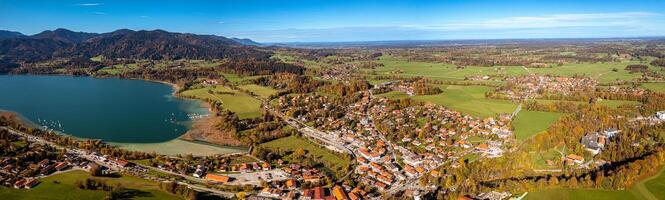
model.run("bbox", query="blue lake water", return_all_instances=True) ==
[0,75,208,143]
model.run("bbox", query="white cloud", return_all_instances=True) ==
[218,21,225,24]
[74,3,102,6]
[226,12,665,42]
[414,12,660,30]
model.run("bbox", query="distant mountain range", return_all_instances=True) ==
[0,28,267,64]
[230,37,264,46]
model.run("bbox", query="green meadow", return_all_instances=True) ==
[513,111,564,140]
[369,56,645,84]
[375,91,411,100]
[528,61,643,83]
[0,170,180,200]
[371,55,525,81]
[180,85,262,119]
[221,73,264,84]
[526,166,665,200]
[238,84,280,99]
[640,82,665,93]
[535,99,641,109]
[260,135,350,175]
[413,85,517,118]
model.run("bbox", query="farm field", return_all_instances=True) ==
[643,166,665,200]
[260,135,350,174]
[535,99,641,108]
[513,111,564,140]
[375,91,410,100]
[370,56,645,84]
[526,166,665,200]
[221,73,264,84]
[180,85,262,119]
[97,63,139,75]
[640,82,665,93]
[238,84,280,99]
[370,56,525,81]
[413,85,517,118]
[0,170,180,200]
[528,61,643,83]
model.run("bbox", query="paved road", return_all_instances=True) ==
[1,127,238,198]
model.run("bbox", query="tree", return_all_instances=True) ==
[90,165,103,177]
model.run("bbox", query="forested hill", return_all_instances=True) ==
[0,28,270,63]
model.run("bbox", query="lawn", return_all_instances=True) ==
[376,91,410,100]
[527,166,665,200]
[640,82,665,93]
[413,85,517,118]
[643,166,665,200]
[260,135,350,175]
[180,86,262,119]
[529,147,564,170]
[0,170,180,200]
[238,84,280,99]
[513,111,564,140]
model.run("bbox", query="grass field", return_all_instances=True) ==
[640,82,665,93]
[180,86,262,119]
[260,136,350,174]
[528,61,643,83]
[525,188,641,200]
[535,99,641,109]
[513,111,564,140]
[0,170,180,200]
[413,85,517,118]
[97,63,139,75]
[526,166,665,200]
[371,56,527,81]
[112,138,247,156]
[221,73,264,84]
[370,56,643,84]
[376,91,410,100]
[643,166,665,200]
[529,149,563,170]
[238,84,280,99]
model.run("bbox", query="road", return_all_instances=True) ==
[1,127,238,198]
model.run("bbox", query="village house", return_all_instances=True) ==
[205,173,231,183]
[564,154,585,165]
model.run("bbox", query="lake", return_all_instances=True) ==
[0,75,208,143]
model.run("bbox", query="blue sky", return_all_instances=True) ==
[1,0,665,42]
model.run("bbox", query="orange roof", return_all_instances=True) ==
[333,186,349,200]
[286,179,297,188]
[430,170,440,177]
[205,174,230,183]
[566,154,584,161]
[476,143,489,150]
[415,167,426,173]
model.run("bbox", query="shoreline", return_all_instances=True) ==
[0,74,244,155]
